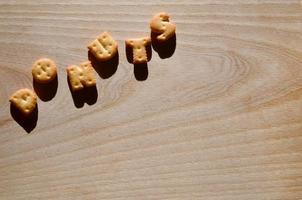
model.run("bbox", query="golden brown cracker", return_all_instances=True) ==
[32,58,57,83]
[9,88,37,115]
[88,32,118,62]
[66,61,96,92]
[150,12,176,42]
[125,37,151,64]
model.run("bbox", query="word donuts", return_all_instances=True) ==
[9,12,176,126]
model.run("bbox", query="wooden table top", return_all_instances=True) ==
[1,1,302,199]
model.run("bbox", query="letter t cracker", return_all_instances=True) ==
[66,61,96,92]
[125,37,151,64]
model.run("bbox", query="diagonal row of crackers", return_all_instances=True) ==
[10,12,176,116]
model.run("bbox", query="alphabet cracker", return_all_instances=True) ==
[88,32,118,62]
[32,58,57,84]
[66,61,96,92]
[125,37,151,64]
[150,12,176,42]
[9,88,37,115]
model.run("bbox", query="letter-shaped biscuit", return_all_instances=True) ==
[125,37,151,64]
[150,12,176,42]
[66,61,96,92]
[88,32,118,62]
[9,88,37,115]
[32,58,57,83]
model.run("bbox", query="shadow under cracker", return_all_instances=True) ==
[67,76,98,108]
[134,63,148,81]
[10,104,38,133]
[88,50,119,79]
[33,75,58,102]
[125,43,152,81]
[151,32,176,59]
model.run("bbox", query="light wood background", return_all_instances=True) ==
[1,0,302,199]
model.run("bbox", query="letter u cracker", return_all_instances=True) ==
[88,32,118,62]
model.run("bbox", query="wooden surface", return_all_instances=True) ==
[1,0,302,199]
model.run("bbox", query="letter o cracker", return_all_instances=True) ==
[125,37,151,64]
[88,32,118,62]
[150,12,176,42]
[9,88,37,115]
[32,58,57,83]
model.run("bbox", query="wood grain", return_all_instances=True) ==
[1,0,302,199]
